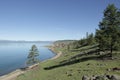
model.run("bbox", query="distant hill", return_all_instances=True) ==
[0,40,53,43]
[54,40,76,44]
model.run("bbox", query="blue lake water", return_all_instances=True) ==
[0,42,55,76]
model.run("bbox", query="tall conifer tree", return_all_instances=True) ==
[96,4,120,57]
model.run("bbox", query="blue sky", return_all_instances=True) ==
[0,0,120,41]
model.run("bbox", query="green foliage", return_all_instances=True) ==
[67,44,70,51]
[69,33,96,49]
[86,33,96,45]
[95,4,120,55]
[26,45,39,65]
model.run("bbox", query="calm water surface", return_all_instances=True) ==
[0,42,55,76]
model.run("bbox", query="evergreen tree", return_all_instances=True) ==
[95,4,120,57]
[67,44,70,50]
[27,45,39,65]
[87,33,95,45]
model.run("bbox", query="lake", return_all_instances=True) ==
[0,42,55,76]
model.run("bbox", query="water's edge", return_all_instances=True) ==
[0,46,56,77]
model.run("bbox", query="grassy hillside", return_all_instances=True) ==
[16,43,120,80]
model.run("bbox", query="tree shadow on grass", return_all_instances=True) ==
[67,48,99,62]
[44,54,109,70]
[71,45,98,52]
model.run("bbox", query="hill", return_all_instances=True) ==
[16,41,120,80]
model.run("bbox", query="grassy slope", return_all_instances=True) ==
[16,45,120,80]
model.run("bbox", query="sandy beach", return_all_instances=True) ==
[50,51,62,60]
[0,70,24,80]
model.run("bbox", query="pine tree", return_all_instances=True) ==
[95,4,120,57]
[27,45,39,65]
[87,33,95,45]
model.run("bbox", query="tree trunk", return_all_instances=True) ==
[110,43,113,57]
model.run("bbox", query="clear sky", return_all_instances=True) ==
[0,0,120,41]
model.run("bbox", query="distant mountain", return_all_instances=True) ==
[0,40,53,43]
[54,40,76,44]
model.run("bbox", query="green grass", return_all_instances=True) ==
[16,45,120,80]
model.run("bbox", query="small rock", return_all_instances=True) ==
[106,74,111,79]
[95,75,105,80]
[111,57,115,60]
[90,76,96,80]
[110,75,120,80]
[82,75,89,80]
[107,68,111,71]
[112,67,120,71]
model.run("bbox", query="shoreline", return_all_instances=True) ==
[48,47,62,60]
[0,69,24,80]
[0,47,62,80]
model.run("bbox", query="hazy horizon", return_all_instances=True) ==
[0,39,75,41]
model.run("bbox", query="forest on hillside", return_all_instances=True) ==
[54,4,120,58]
